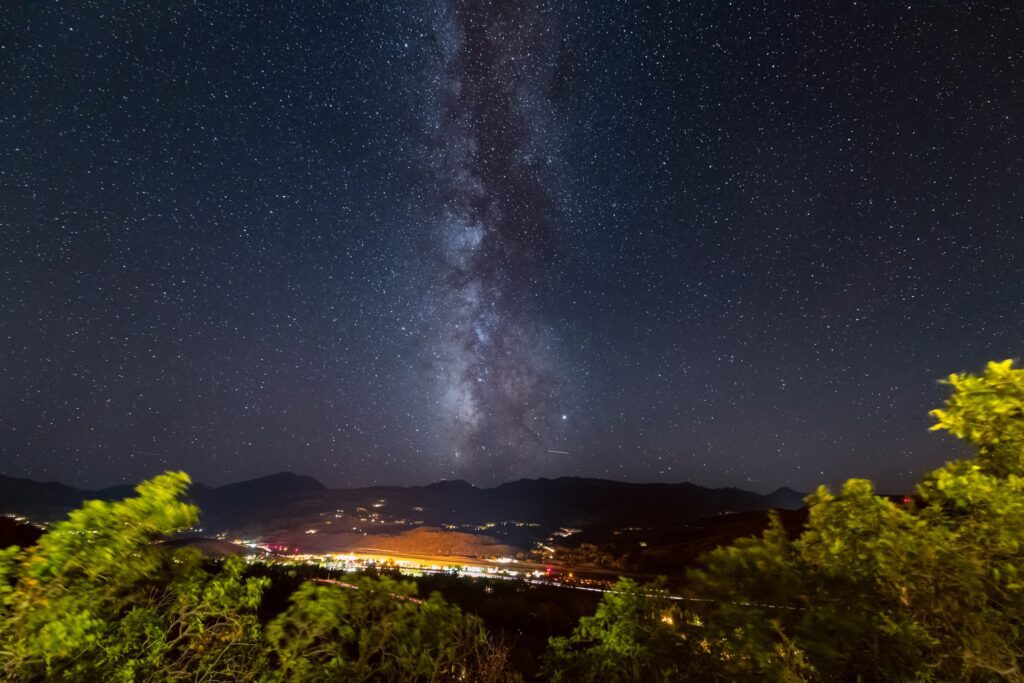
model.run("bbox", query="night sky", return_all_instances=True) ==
[2,2,1022,492]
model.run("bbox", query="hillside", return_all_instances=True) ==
[0,472,805,562]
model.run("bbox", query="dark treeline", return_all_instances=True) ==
[1,360,1022,681]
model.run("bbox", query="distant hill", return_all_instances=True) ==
[0,474,135,520]
[0,471,326,523]
[0,472,806,556]
[187,472,327,531]
[275,526,521,558]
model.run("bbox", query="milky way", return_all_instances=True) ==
[420,1,565,479]
[2,2,1022,491]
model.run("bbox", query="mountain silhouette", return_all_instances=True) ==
[0,471,804,538]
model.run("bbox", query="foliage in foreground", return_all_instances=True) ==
[2,359,1021,682]
[0,473,515,682]
[543,359,1024,682]
[542,577,703,682]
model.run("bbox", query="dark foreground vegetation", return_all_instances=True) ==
[1,360,1022,681]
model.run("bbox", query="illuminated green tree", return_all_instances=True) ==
[542,360,1024,682]
[542,577,703,682]
[0,471,516,682]
[929,358,1024,478]
[688,359,1024,681]
[265,576,513,682]
[0,472,268,681]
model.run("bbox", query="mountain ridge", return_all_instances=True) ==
[0,470,806,536]
[0,470,806,499]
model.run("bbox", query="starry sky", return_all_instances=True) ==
[2,1,1022,492]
